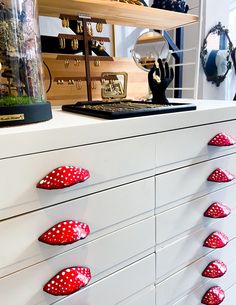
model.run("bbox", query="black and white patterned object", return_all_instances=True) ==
[151,0,189,13]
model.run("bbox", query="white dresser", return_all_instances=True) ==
[1,100,236,305]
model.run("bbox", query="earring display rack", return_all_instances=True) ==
[58,14,114,101]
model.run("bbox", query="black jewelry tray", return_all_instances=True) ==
[62,100,196,119]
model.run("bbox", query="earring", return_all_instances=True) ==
[71,39,79,50]
[68,80,75,85]
[77,20,83,33]
[87,22,93,36]
[98,40,105,52]
[62,18,66,28]
[74,59,80,66]
[92,81,97,90]
[76,20,80,34]
[66,18,70,28]
[59,37,66,49]
[57,80,64,85]
[96,22,103,33]
[94,60,100,67]
[76,79,82,90]
[64,59,70,68]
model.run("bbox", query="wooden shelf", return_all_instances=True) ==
[38,0,199,30]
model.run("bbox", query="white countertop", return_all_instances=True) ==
[1,99,236,159]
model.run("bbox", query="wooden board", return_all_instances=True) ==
[38,0,199,30]
[43,54,149,105]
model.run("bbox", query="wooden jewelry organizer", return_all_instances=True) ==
[55,14,114,102]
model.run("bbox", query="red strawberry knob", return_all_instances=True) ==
[202,260,227,278]
[204,202,231,218]
[201,286,225,305]
[37,166,90,190]
[203,232,229,249]
[208,132,236,146]
[38,220,90,245]
[43,267,91,296]
[207,168,235,183]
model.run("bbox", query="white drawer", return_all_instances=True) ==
[119,286,155,305]
[156,120,236,171]
[156,210,236,281]
[0,178,155,278]
[0,135,155,220]
[156,152,236,209]
[0,217,155,305]
[172,277,236,305]
[50,255,155,305]
[156,184,236,244]
[156,237,236,304]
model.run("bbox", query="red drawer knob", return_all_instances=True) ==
[201,286,225,305]
[37,166,90,190]
[204,202,231,218]
[44,266,91,296]
[203,232,229,249]
[208,132,236,146]
[38,220,90,245]
[202,260,227,278]
[207,168,235,183]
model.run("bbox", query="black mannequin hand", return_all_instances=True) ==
[148,58,174,104]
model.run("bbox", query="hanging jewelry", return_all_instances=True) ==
[62,18,66,28]
[92,81,97,90]
[94,60,100,67]
[76,20,80,33]
[64,59,70,68]
[71,39,79,50]
[68,80,75,85]
[98,40,105,52]
[76,79,82,90]
[96,22,103,33]
[87,22,93,36]
[76,20,82,33]
[74,59,81,66]
[91,39,97,48]
[57,80,64,85]
[77,20,83,33]
[59,37,66,49]
[66,18,70,28]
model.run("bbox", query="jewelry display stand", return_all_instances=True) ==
[56,14,114,102]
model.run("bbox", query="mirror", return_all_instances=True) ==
[132,31,170,72]
[200,22,234,87]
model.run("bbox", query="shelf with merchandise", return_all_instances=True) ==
[38,0,199,30]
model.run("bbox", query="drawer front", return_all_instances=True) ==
[156,237,236,304]
[120,287,155,305]
[156,211,236,281]
[156,120,236,171]
[52,255,155,305]
[156,184,236,244]
[172,279,236,305]
[0,178,155,278]
[156,152,236,209]
[0,217,155,305]
[0,134,155,220]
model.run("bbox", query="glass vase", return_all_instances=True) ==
[0,0,52,126]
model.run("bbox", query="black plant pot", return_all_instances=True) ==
[0,102,52,127]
